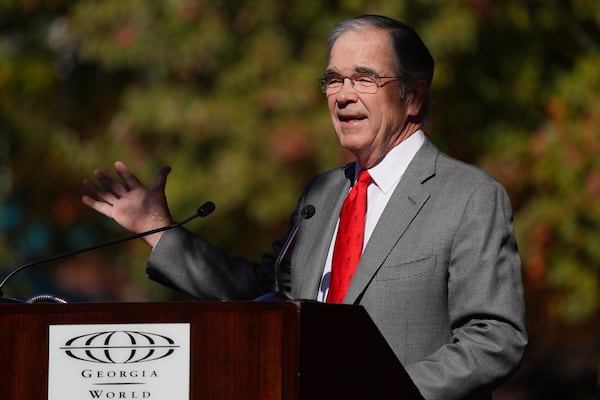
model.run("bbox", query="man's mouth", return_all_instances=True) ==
[338,114,367,123]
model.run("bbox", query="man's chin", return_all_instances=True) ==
[337,132,367,149]
[339,141,369,162]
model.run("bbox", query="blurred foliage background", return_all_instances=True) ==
[0,0,599,398]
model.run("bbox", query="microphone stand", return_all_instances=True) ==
[0,201,216,303]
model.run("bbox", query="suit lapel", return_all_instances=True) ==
[293,164,355,299]
[345,138,438,304]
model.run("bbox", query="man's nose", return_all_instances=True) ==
[336,77,358,103]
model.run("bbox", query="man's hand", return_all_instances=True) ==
[82,161,173,248]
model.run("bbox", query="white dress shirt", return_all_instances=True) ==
[317,129,426,301]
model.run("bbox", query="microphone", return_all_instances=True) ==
[255,204,315,301]
[0,201,216,303]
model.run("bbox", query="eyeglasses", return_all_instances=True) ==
[319,72,403,95]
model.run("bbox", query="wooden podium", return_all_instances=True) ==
[0,301,422,399]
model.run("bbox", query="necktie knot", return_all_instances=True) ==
[356,169,372,185]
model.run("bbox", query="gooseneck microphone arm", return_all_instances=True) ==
[273,204,316,293]
[0,201,216,300]
[255,204,315,301]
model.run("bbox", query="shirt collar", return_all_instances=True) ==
[357,129,426,194]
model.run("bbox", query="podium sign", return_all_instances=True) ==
[48,323,190,399]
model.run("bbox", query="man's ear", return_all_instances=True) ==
[405,80,428,118]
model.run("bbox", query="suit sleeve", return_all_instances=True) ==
[145,227,271,299]
[145,206,303,300]
[405,181,528,400]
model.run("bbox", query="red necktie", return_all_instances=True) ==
[327,170,372,303]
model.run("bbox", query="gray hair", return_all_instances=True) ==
[326,15,434,118]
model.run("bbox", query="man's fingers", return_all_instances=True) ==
[81,194,114,218]
[114,161,143,190]
[94,168,128,197]
[151,166,172,192]
[82,177,118,205]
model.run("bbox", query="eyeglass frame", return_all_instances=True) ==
[318,71,405,95]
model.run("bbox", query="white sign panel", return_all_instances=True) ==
[48,323,190,400]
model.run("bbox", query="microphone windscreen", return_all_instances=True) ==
[302,205,316,219]
[198,201,216,217]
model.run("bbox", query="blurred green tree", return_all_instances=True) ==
[1,2,599,396]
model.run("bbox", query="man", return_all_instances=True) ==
[83,15,527,400]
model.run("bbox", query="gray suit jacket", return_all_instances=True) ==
[147,136,527,400]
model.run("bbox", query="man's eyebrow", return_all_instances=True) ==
[354,66,379,75]
[324,66,379,75]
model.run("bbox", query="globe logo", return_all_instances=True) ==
[61,330,179,364]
